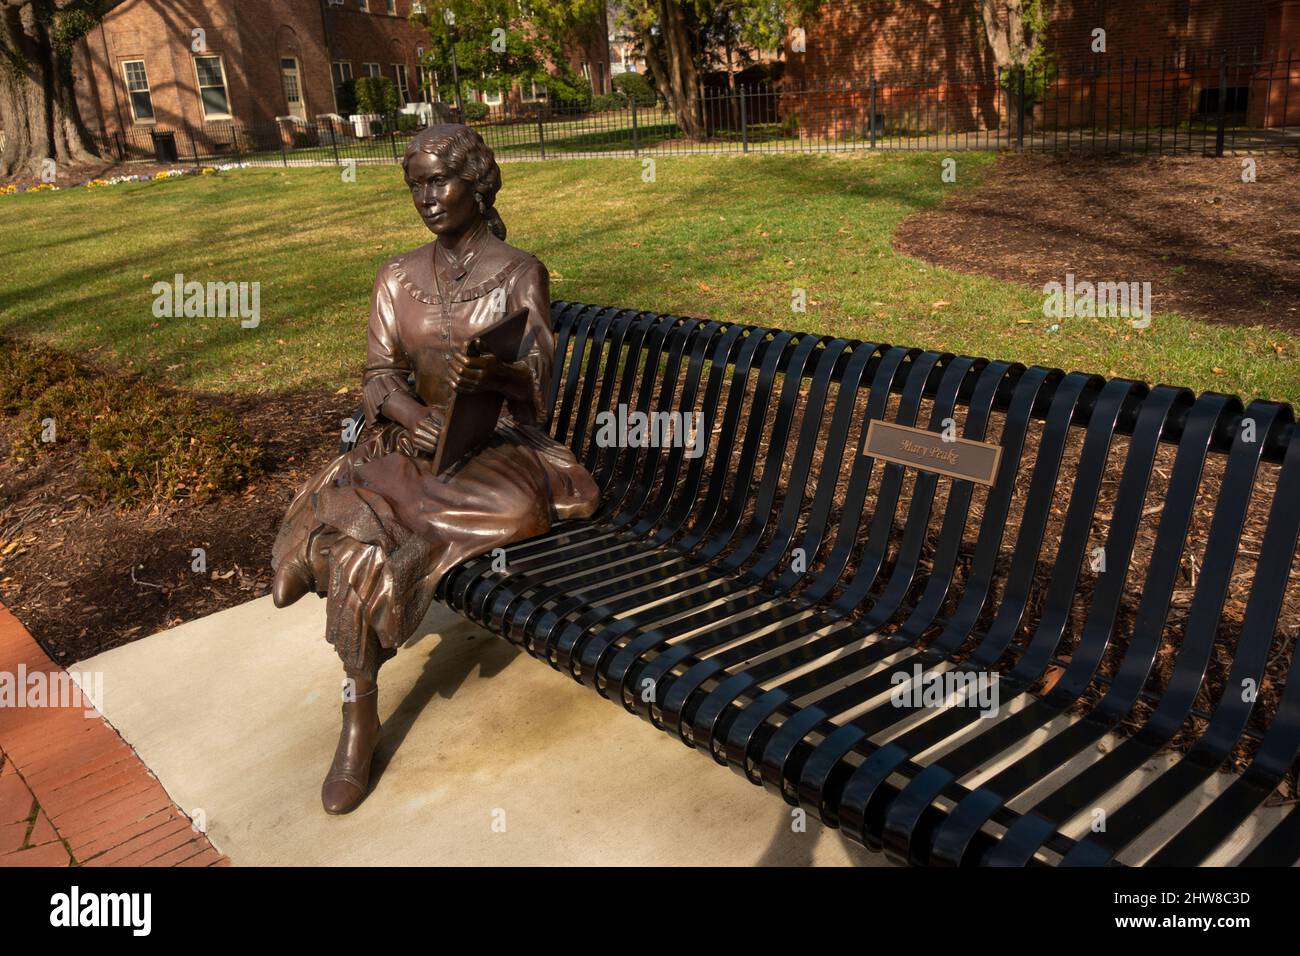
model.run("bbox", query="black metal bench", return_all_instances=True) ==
[346,302,1300,866]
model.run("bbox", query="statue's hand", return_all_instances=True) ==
[409,412,442,455]
[447,350,501,395]
[448,350,528,398]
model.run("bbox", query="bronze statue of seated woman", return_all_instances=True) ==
[270,124,601,814]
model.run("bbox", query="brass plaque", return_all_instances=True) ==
[864,420,1002,487]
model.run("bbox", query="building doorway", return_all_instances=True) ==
[281,57,307,120]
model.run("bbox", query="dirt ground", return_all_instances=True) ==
[894,153,1300,332]
[0,387,355,665]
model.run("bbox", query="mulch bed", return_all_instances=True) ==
[0,387,355,665]
[894,153,1300,333]
[2,159,210,191]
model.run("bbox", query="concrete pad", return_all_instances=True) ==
[81,596,887,866]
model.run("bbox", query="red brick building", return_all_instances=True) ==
[784,0,1300,135]
[71,0,612,141]
[74,0,430,140]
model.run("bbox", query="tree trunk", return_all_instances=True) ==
[979,0,1029,141]
[725,39,738,131]
[1,1,106,179]
[640,0,702,139]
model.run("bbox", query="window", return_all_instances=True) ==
[521,81,546,103]
[332,61,353,113]
[363,62,381,78]
[358,0,369,10]
[386,0,396,12]
[193,54,231,119]
[393,64,410,103]
[482,88,502,106]
[122,60,155,122]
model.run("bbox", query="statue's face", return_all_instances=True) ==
[405,151,478,236]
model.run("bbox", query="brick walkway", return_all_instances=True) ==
[0,604,229,867]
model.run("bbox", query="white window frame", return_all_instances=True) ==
[393,63,410,103]
[331,60,353,112]
[482,87,503,106]
[363,62,382,78]
[193,53,232,120]
[121,59,155,123]
[385,0,396,13]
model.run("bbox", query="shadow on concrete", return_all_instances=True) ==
[369,619,521,788]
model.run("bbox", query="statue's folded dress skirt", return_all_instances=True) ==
[271,417,599,679]
[270,237,600,679]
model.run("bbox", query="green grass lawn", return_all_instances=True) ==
[2,151,1296,404]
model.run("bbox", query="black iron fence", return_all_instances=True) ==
[93,50,1299,170]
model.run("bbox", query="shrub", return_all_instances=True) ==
[0,338,264,508]
[396,113,422,133]
[81,388,263,508]
[591,93,625,112]
[461,100,489,122]
[0,339,82,415]
[355,75,398,116]
[613,71,657,107]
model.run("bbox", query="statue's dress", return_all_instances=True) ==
[271,225,600,678]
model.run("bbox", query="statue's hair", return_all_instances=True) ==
[402,124,506,240]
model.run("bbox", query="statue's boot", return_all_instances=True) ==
[271,557,313,608]
[321,686,381,814]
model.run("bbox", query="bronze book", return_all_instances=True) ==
[429,306,531,476]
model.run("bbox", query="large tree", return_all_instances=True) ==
[412,0,605,110]
[1,0,126,177]
[619,0,818,140]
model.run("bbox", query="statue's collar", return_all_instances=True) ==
[390,234,527,305]
[433,221,488,282]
